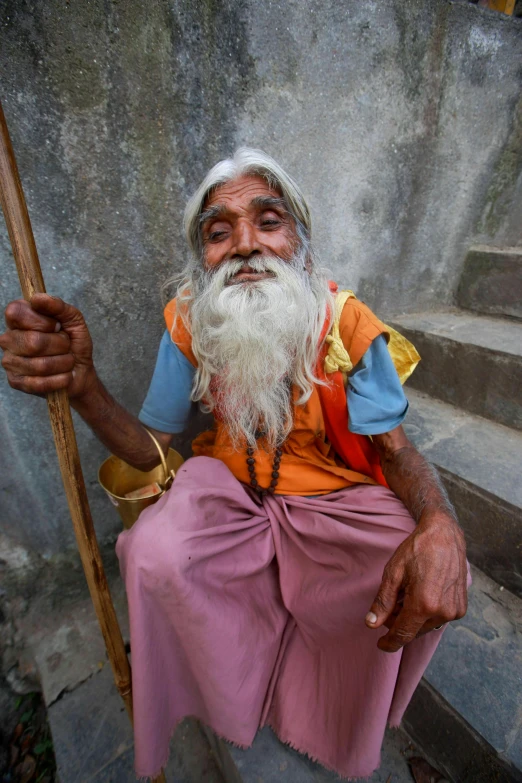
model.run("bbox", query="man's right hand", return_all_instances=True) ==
[0,293,96,400]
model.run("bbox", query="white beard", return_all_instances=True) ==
[186,253,333,450]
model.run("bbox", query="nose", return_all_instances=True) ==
[230,218,262,259]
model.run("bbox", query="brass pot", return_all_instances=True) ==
[98,429,184,529]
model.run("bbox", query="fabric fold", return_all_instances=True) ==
[116,456,445,779]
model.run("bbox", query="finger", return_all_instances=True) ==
[415,618,448,637]
[5,299,61,333]
[2,329,71,358]
[7,371,73,396]
[2,351,75,377]
[377,605,426,653]
[30,294,85,332]
[383,602,403,630]
[366,564,403,629]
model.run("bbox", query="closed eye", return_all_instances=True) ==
[260,212,284,229]
[208,230,228,241]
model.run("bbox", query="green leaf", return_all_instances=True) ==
[20,710,33,723]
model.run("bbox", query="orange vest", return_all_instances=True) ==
[163,288,399,495]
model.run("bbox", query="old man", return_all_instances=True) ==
[1,148,468,780]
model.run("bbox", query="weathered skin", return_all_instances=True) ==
[0,174,467,652]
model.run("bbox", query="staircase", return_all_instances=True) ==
[391,244,522,783]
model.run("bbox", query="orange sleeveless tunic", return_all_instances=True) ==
[164,295,389,495]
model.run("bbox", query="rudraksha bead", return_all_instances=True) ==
[245,441,284,497]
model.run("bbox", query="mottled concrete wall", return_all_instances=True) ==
[0,0,521,567]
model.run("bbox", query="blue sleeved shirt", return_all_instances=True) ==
[138,331,408,436]
[139,331,199,433]
[346,333,409,434]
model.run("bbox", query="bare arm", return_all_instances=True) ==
[365,425,468,652]
[374,426,457,522]
[1,294,172,471]
[71,375,172,471]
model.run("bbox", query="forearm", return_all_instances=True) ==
[375,432,457,526]
[71,371,162,471]
[367,435,468,649]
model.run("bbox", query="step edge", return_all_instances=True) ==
[468,244,522,256]
[405,389,522,509]
[403,678,522,783]
[420,563,522,767]
[436,466,522,598]
[405,386,522,443]
[389,316,522,358]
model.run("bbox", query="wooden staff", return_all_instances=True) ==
[0,100,166,783]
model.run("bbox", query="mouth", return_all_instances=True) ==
[226,266,276,285]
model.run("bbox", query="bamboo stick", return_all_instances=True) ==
[0,100,166,783]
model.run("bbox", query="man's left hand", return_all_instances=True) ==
[365,512,468,653]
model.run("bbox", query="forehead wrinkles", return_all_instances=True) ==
[204,175,282,209]
[200,196,289,227]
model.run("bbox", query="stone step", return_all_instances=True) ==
[457,245,522,320]
[227,725,423,782]
[403,389,522,598]
[48,663,233,783]
[403,565,522,783]
[390,310,522,430]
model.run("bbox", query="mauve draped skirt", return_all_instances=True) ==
[116,456,445,779]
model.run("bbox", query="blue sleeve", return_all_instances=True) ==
[347,334,409,435]
[138,330,197,433]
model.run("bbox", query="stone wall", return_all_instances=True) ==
[0,0,521,566]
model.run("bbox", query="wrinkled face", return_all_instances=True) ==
[200,174,299,285]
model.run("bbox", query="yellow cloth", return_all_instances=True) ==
[324,290,420,385]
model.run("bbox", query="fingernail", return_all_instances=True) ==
[54,322,62,332]
[366,612,377,625]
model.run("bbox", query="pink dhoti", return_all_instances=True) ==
[116,456,444,779]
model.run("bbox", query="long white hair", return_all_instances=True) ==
[166,148,333,449]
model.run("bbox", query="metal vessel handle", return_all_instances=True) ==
[143,427,171,487]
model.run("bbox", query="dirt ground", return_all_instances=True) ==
[0,678,56,783]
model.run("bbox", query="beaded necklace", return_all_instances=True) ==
[245,430,283,497]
